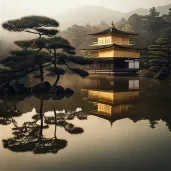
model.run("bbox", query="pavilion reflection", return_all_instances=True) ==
[82,77,140,126]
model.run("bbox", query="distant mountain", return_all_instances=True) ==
[156,3,171,15]
[57,4,171,30]
[126,3,171,16]
[56,5,125,30]
[126,8,149,16]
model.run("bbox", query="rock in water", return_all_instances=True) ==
[65,88,74,97]
[153,69,169,80]
[14,83,29,94]
[3,85,16,95]
[50,86,65,94]
[32,81,51,93]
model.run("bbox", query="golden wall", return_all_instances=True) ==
[99,49,114,58]
[88,90,139,104]
[98,103,129,115]
[114,49,140,58]
[97,35,134,46]
[98,48,140,58]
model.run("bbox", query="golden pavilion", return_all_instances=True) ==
[82,22,141,75]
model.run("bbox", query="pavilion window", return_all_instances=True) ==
[135,61,139,69]
[128,60,135,69]
[129,80,139,90]
[106,37,111,44]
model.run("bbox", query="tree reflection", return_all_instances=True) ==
[3,77,171,155]
[2,90,87,154]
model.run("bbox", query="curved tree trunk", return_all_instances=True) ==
[39,99,44,139]
[39,64,44,82]
[53,74,60,87]
[52,105,57,139]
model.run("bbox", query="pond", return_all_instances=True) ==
[1,75,171,171]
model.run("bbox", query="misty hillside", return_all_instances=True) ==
[57,4,171,29]
[57,5,124,30]
[1,3,171,48]
[127,3,171,16]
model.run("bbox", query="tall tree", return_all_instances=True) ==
[1,16,92,88]
[149,7,160,18]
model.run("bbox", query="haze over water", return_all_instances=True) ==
[1,75,171,171]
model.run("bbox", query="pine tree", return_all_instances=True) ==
[0,16,92,88]
[147,9,171,79]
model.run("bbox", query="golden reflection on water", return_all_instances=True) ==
[1,75,171,171]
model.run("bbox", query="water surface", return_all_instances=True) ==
[1,75,171,171]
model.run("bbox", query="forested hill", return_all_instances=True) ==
[1,3,171,58]
[60,7,171,56]
[56,4,171,29]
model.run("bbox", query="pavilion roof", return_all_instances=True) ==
[81,43,141,51]
[88,23,138,36]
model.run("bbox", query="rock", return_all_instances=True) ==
[14,83,30,94]
[34,94,51,100]
[50,86,65,94]
[64,123,84,134]
[76,112,87,120]
[50,86,65,100]
[153,69,169,80]
[3,85,16,95]
[32,81,51,93]
[44,116,55,124]
[137,69,156,78]
[64,88,74,98]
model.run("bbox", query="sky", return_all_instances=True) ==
[1,0,171,22]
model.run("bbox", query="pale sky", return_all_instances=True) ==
[1,0,171,22]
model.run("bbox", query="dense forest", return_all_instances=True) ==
[60,7,170,55]
[1,7,171,80]
[60,7,171,79]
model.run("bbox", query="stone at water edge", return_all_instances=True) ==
[64,88,74,98]
[50,86,65,94]
[3,85,16,95]
[13,83,30,94]
[31,81,51,93]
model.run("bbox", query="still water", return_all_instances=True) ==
[1,75,171,171]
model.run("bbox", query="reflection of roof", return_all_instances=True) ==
[90,109,136,124]
[86,90,140,106]
[88,27,138,36]
[81,43,141,51]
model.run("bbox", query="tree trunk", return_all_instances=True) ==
[52,105,57,139]
[54,49,57,67]
[53,74,60,87]
[39,64,44,82]
[39,99,44,139]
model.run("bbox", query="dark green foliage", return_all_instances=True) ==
[14,40,33,49]
[149,7,160,17]
[66,56,93,65]
[46,67,65,77]
[141,8,171,79]
[32,81,51,93]
[65,88,74,98]
[35,28,58,37]
[1,15,89,87]
[2,16,59,32]
[70,68,89,78]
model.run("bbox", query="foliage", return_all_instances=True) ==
[0,15,92,88]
